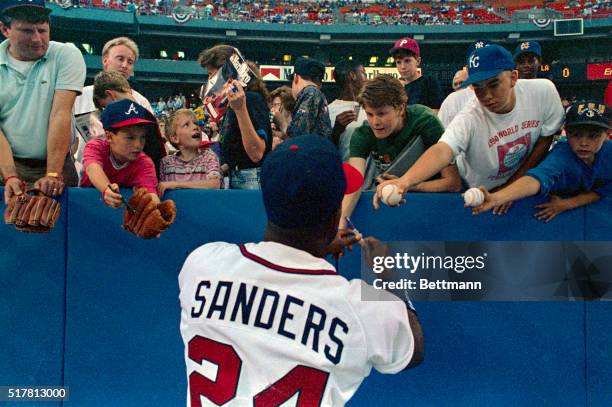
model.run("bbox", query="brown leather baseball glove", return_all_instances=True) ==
[4,189,61,233]
[122,188,176,239]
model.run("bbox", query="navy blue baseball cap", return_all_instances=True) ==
[101,99,156,131]
[0,0,51,15]
[291,58,326,83]
[565,101,611,130]
[513,41,542,60]
[461,44,515,88]
[261,135,363,229]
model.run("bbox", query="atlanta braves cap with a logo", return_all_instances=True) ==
[461,44,515,88]
[0,0,52,15]
[101,99,156,131]
[513,41,542,60]
[261,135,364,229]
[565,101,611,130]
[389,37,420,57]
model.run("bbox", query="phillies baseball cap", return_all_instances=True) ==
[461,44,515,88]
[513,41,542,60]
[101,99,156,131]
[389,37,420,57]
[0,0,52,15]
[565,101,611,130]
[261,135,364,229]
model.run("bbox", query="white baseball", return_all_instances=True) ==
[463,188,484,207]
[381,184,402,206]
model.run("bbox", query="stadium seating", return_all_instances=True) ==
[72,0,612,24]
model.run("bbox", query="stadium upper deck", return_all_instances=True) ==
[67,0,612,25]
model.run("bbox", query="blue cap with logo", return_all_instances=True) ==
[261,135,363,229]
[461,44,515,88]
[565,100,611,130]
[513,41,542,59]
[0,0,51,15]
[101,99,156,131]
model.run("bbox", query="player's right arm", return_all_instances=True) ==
[374,141,454,209]
[339,157,366,229]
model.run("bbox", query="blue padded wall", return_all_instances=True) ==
[586,302,612,407]
[585,199,612,241]
[351,302,585,407]
[0,192,67,407]
[1,187,610,406]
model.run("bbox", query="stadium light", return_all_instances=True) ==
[160,50,168,58]
[385,56,394,67]
[508,33,520,39]
[82,43,93,54]
[368,56,378,66]
[283,54,293,64]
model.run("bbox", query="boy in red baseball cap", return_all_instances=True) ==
[389,37,443,111]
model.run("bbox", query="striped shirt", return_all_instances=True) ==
[159,149,221,182]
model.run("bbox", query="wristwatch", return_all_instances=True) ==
[46,172,64,181]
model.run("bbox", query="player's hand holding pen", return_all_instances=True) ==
[326,217,363,259]
[325,217,363,260]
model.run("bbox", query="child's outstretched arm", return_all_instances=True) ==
[472,176,541,215]
[158,178,221,197]
[84,162,124,208]
[534,192,600,223]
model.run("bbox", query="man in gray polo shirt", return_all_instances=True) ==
[0,0,85,200]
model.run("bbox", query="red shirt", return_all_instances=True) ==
[80,138,158,193]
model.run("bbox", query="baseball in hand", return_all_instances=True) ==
[381,184,402,206]
[463,188,484,207]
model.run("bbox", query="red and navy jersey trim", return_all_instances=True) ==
[239,244,337,276]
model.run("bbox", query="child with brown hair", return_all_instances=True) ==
[158,109,222,196]
[79,99,159,207]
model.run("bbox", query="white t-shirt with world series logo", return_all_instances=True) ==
[440,79,565,190]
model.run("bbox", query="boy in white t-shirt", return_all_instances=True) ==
[375,44,564,215]
[328,59,368,161]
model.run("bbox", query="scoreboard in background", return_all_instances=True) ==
[550,62,612,82]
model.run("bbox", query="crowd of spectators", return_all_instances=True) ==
[152,93,187,118]
[2,0,611,227]
[67,0,612,25]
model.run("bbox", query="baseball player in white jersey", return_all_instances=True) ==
[179,135,424,406]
